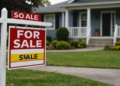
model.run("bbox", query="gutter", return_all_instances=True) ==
[60,1,120,7]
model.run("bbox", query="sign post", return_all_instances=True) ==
[8,27,46,69]
[0,8,52,86]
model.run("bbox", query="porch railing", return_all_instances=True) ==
[114,25,120,45]
[68,27,87,37]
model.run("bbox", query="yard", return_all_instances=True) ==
[6,69,112,86]
[46,50,120,68]
[6,50,119,86]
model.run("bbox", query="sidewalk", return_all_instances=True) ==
[27,66,120,86]
[46,47,104,52]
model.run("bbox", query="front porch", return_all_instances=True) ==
[65,7,120,45]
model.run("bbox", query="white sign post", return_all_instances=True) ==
[0,8,52,86]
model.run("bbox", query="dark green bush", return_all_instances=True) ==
[104,44,111,50]
[56,27,69,41]
[70,41,79,48]
[46,35,52,42]
[46,40,50,46]
[51,40,59,48]
[56,41,70,49]
[115,41,120,46]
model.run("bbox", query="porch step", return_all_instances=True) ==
[88,38,113,47]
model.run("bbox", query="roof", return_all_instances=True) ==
[33,1,68,13]
[33,0,120,13]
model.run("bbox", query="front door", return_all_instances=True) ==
[102,13,111,36]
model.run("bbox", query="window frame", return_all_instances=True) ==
[44,14,55,30]
[79,12,87,27]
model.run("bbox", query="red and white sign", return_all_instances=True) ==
[12,10,41,21]
[8,26,46,69]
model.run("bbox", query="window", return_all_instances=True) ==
[44,14,55,30]
[80,13,87,27]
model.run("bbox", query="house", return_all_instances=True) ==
[33,0,120,47]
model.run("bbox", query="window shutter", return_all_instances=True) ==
[55,13,60,30]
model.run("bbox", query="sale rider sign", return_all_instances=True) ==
[12,10,41,21]
[8,26,46,69]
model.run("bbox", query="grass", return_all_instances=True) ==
[46,50,120,68]
[7,69,112,86]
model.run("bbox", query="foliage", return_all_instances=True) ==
[51,40,58,48]
[78,42,86,48]
[115,41,120,46]
[6,69,111,86]
[56,41,70,49]
[56,27,69,41]
[104,45,111,50]
[40,0,51,6]
[46,50,120,69]
[46,35,52,42]
[78,39,82,42]
[46,46,50,50]
[70,41,79,48]
[46,40,50,46]
[112,46,120,50]
[0,0,50,17]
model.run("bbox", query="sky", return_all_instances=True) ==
[49,0,67,5]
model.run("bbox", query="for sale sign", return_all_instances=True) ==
[12,10,41,21]
[8,26,46,69]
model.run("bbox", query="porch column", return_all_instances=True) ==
[87,8,91,30]
[62,12,65,27]
[65,10,69,28]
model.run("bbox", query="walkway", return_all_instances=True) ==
[27,66,120,86]
[46,47,104,52]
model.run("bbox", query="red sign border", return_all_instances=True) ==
[8,26,46,69]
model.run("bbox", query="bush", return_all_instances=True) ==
[56,27,69,41]
[51,40,59,48]
[104,45,111,50]
[56,41,70,49]
[46,35,52,42]
[70,41,79,48]
[115,41,120,46]
[46,40,50,46]
[112,46,120,50]
[80,42,86,48]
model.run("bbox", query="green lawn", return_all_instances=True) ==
[46,50,120,68]
[7,69,112,86]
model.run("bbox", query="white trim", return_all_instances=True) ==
[100,11,116,36]
[65,10,69,28]
[68,0,75,3]
[44,14,55,30]
[62,1,120,7]
[64,4,120,10]
[79,12,87,27]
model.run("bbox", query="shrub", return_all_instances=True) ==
[56,41,70,49]
[46,35,52,42]
[104,44,111,50]
[46,46,50,50]
[115,41,120,46]
[81,42,86,48]
[56,27,69,41]
[46,40,50,46]
[112,46,120,50]
[51,40,59,48]
[70,41,79,48]
[78,39,82,42]
[77,42,86,48]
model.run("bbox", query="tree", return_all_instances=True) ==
[0,0,50,17]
